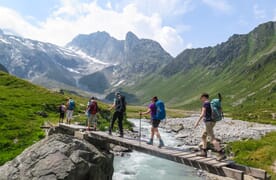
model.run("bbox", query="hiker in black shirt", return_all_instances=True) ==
[109,92,126,137]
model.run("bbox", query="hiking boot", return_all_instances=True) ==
[196,149,207,157]
[119,134,124,138]
[216,150,226,161]
[108,130,112,136]
[158,139,164,148]
[147,139,153,145]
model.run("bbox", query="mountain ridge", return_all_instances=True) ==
[123,21,276,123]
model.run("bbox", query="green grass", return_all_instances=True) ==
[228,131,276,179]
[0,72,132,165]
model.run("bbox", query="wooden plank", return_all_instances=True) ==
[197,157,215,163]
[229,164,268,180]
[222,167,244,180]
[179,153,197,158]
[172,152,191,156]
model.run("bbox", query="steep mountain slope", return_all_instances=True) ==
[0,72,132,165]
[0,63,8,73]
[68,31,173,93]
[0,31,109,88]
[125,21,276,123]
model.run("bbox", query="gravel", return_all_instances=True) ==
[160,114,276,146]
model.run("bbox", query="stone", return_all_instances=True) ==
[171,124,184,133]
[0,134,114,180]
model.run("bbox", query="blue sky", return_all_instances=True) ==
[0,0,275,56]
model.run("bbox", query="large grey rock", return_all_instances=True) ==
[0,134,114,180]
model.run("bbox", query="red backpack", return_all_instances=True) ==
[89,101,99,115]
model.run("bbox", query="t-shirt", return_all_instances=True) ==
[59,105,66,113]
[115,97,123,113]
[203,101,212,122]
[149,103,157,120]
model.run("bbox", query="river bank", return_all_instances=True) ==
[160,114,276,147]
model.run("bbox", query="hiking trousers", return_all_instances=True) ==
[110,111,124,135]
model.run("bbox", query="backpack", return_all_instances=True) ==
[210,94,223,121]
[68,100,75,110]
[89,101,99,115]
[155,100,166,120]
[60,105,66,112]
[120,96,127,113]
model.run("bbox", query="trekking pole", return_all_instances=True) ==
[139,113,142,146]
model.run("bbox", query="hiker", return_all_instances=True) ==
[66,97,75,124]
[194,93,225,160]
[109,92,126,137]
[59,103,66,123]
[86,97,99,131]
[140,96,165,148]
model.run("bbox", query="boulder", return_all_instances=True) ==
[0,134,114,180]
[171,124,184,133]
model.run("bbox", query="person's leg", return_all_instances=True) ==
[155,121,164,148]
[87,114,91,130]
[68,111,73,125]
[208,122,221,151]
[109,112,118,134]
[92,114,97,130]
[147,122,154,145]
[209,122,225,160]
[61,113,64,123]
[197,125,208,157]
[66,111,69,124]
[118,112,124,137]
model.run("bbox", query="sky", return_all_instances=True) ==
[0,0,275,56]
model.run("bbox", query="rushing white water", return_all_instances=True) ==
[113,119,201,180]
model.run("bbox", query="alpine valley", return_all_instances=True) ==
[0,22,276,122]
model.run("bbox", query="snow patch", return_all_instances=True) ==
[68,47,110,65]
[66,68,80,74]
[113,80,125,87]
[0,38,10,44]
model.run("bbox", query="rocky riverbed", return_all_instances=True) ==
[160,114,276,147]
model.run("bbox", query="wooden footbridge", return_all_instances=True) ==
[57,123,270,180]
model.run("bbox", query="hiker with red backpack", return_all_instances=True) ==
[140,96,165,148]
[86,96,99,131]
[194,93,226,160]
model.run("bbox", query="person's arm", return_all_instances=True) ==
[194,107,206,128]
[109,100,116,110]
[140,108,151,115]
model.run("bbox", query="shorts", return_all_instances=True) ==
[202,121,216,141]
[88,114,97,126]
[60,112,65,119]
[66,110,74,120]
[151,120,161,128]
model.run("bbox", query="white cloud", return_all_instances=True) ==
[253,4,266,19]
[202,0,232,13]
[130,0,194,16]
[0,0,192,56]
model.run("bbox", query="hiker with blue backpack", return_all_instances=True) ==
[66,97,75,124]
[140,96,166,148]
[194,93,225,160]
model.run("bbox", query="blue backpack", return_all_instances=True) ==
[155,100,166,120]
[68,100,75,110]
[210,98,223,121]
